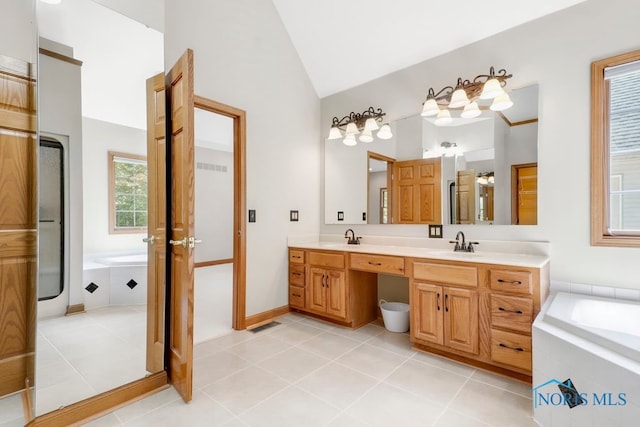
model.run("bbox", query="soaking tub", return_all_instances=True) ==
[83,252,148,309]
[532,291,640,426]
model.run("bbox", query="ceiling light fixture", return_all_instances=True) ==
[421,67,513,125]
[327,107,392,145]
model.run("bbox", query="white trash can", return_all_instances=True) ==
[379,299,409,333]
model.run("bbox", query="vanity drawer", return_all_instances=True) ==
[489,270,532,295]
[289,265,305,286]
[350,253,405,275]
[308,251,345,269]
[289,249,305,264]
[289,286,305,309]
[490,295,533,333]
[413,262,477,288]
[491,329,532,371]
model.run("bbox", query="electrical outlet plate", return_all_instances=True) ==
[428,224,443,238]
[290,210,299,221]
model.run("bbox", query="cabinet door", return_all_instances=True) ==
[444,287,478,354]
[325,269,347,319]
[308,267,327,313]
[411,282,443,345]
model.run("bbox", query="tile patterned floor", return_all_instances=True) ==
[82,312,537,426]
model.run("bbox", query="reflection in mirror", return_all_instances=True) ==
[367,153,393,224]
[36,0,164,415]
[325,84,538,225]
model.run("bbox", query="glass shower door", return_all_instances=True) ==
[38,139,64,300]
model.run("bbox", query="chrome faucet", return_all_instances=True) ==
[449,231,479,252]
[344,228,361,245]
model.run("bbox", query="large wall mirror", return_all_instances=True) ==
[325,84,539,225]
[35,0,165,417]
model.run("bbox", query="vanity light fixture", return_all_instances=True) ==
[421,66,513,125]
[327,107,393,145]
[476,172,495,185]
[40,0,62,4]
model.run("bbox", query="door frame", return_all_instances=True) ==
[194,95,247,330]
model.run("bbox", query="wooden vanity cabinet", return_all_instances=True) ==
[288,249,305,309]
[411,261,479,355]
[486,267,540,373]
[288,248,378,328]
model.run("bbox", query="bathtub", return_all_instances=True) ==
[533,292,640,426]
[83,253,148,309]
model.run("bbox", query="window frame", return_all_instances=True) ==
[591,48,640,247]
[108,151,148,235]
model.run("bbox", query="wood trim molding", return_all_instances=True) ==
[38,48,83,67]
[193,95,247,330]
[65,304,85,315]
[245,305,290,329]
[496,112,538,127]
[590,48,640,247]
[194,258,233,268]
[27,372,168,427]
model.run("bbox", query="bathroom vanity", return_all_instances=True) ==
[288,240,549,382]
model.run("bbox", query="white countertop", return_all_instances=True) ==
[288,237,550,269]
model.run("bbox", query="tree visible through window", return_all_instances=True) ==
[109,152,148,233]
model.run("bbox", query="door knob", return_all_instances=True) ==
[142,236,155,245]
[188,236,202,249]
[169,237,187,248]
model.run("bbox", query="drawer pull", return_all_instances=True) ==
[368,261,382,266]
[498,307,523,315]
[292,272,302,276]
[292,255,301,259]
[499,343,524,352]
[292,293,301,298]
[497,279,523,285]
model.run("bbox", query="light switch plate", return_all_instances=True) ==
[337,211,344,221]
[290,210,299,221]
[428,224,443,238]
[248,209,256,223]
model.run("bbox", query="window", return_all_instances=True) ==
[109,152,148,234]
[591,49,640,246]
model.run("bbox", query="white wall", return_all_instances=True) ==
[0,0,36,63]
[368,171,387,224]
[165,0,321,316]
[321,0,640,290]
[38,48,84,314]
[82,117,147,255]
[195,147,234,263]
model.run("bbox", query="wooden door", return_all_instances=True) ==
[145,73,166,373]
[411,282,443,345]
[444,287,478,354]
[456,169,475,224]
[325,269,346,319]
[167,49,195,403]
[512,164,537,225]
[307,267,326,313]
[393,158,441,224]
[0,55,37,398]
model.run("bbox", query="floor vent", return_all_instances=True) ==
[248,321,281,333]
